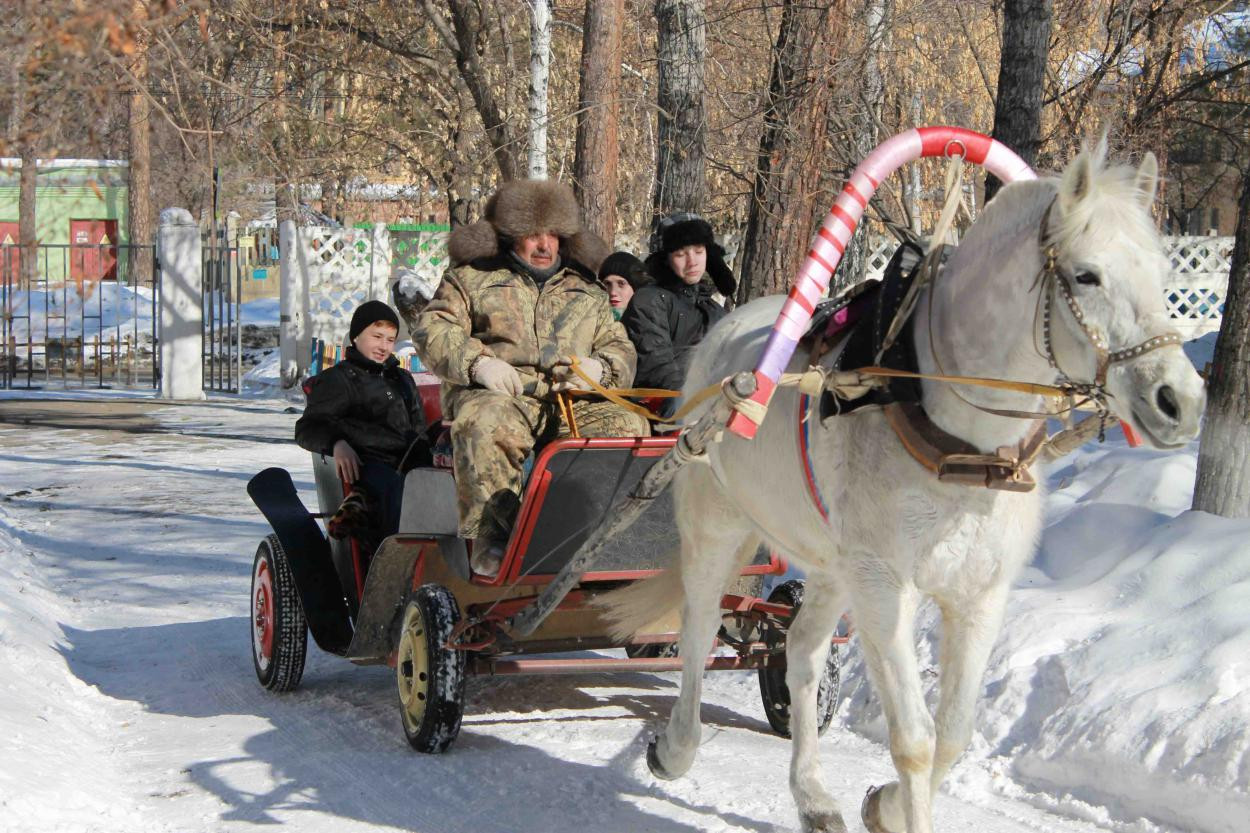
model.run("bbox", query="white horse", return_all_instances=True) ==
[602,145,1205,833]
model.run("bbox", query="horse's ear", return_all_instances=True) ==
[1059,149,1096,212]
[1135,152,1159,208]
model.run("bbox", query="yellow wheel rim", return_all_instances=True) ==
[396,602,431,731]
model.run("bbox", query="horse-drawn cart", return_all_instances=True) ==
[247,376,844,753]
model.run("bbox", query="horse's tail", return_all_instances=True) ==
[593,555,685,642]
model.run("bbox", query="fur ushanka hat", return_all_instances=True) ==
[447,179,609,277]
[645,213,736,297]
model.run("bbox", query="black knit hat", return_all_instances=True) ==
[598,251,652,291]
[349,300,400,341]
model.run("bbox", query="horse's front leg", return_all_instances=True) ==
[784,573,849,833]
[648,525,758,780]
[929,583,1010,797]
[853,575,935,833]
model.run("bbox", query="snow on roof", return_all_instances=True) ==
[0,158,129,168]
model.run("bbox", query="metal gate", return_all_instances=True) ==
[0,243,159,389]
[202,230,242,393]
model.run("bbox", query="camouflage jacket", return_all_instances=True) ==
[412,259,637,416]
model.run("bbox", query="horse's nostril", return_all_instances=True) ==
[1156,385,1180,422]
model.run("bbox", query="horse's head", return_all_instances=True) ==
[1042,142,1205,449]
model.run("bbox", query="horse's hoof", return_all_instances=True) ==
[798,808,848,833]
[646,738,679,781]
[861,785,891,833]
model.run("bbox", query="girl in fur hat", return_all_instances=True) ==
[622,214,736,394]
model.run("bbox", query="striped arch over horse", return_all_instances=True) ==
[600,130,1205,833]
[726,127,1036,439]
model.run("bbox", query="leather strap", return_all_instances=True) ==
[883,401,1046,493]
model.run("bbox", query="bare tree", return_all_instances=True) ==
[527,0,551,179]
[653,0,706,222]
[435,0,522,181]
[986,0,1053,202]
[18,137,37,286]
[1193,164,1250,517]
[127,0,153,280]
[831,0,890,291]
[736,0,843,301]
[573,0,624,241]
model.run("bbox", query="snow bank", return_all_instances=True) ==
[840,435,1250,833]
[4,282,155,344]
[0,521,140,829]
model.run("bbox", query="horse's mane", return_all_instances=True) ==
[1050,154,1161,254]
[975,150,1160,257]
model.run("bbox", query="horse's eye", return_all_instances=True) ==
[1074,270,1101,286]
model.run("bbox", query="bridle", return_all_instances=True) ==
[1032,198,1183,395]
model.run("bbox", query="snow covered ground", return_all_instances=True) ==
[1,348,1246,832]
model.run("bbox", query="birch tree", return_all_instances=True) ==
[527,0,551,179]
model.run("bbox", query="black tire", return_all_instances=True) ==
[396,584,466,753]
[250,534,308,692]
[625,642,678,659]
[757,579,840,737]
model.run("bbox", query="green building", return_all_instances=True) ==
[0,158,130,283]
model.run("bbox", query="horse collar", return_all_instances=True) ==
[884,402,1046,492]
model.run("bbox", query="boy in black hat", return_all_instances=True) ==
[295,300,423,546]
[623,214,736,394]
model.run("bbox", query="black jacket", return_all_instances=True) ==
[295,347,421,469]
[621,268,730,391]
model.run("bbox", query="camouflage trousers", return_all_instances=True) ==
[448,389,651,539]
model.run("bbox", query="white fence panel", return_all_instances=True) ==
[297,225,392,348]
[1162,236,1233,339]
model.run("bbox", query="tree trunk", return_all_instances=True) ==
[652,0,706,222]
[985,0,1052,203]
[826,0,890,295]
[527,0,551,179]
[273,25,298,226]
[446,84,477,229]
[573,0,623,242]
[18,139,36,286]
[128,0,153,283]
[736,0,841,302]
[1193,165,1250,517]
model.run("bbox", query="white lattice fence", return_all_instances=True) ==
[297,225,392,347]
[1163,236,1233,338]
[861,235,1234,339]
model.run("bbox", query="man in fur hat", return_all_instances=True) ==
[412,179,648,577]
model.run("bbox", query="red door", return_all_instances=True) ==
[0,221,19,285]
[69,219,119,297]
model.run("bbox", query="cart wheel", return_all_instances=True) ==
[758,579,840,737]
[396,584,466,753]
[625,642,678,659]
[251,534,308,692]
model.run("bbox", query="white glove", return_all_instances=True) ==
[472,356,524,396]
[552,356,604,392]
